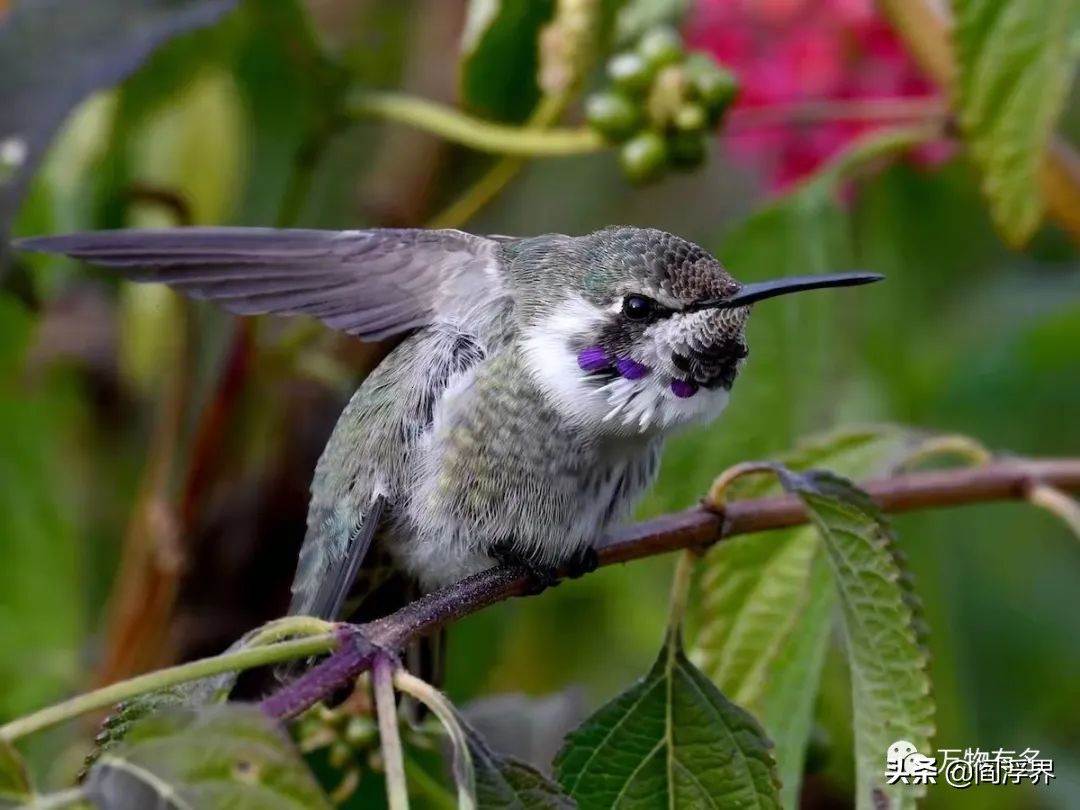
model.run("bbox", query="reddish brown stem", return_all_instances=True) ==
[178,321,254,527]
[725,96,948,133]
[262,456,1080,719]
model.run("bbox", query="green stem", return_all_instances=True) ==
[425,93,576,228]
[667,550,697,637]
[1026,483,1080,539]
[423,0,609,228]
[374,656,409,810]
[426,0,602,229]
[244,616,336,648]
[25,788,87,810]
[0,634,337,743]
[394,670,476,810]
[349,92,604,158]
[427,156,525,229]
[897,435,994,471]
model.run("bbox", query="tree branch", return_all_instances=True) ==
[260,456,1080,720]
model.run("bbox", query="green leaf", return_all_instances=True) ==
[693,532,831,808]
[459,0,557,123]
[87,691,187,772]
[555,630,780,810]
[748,548,834,810]
[228,0,346,226]
[85,625,287,768]
[83,705,332,810]
[952,0,1080,246]
[84,0,342,231]
[0,0,238,238]
[691,425,916,807]
[0,297,85,721]
[85,685,225,773]
[0,740,32,809]
[465,724,575,810]
[126,68,247,227]
[780,469,934,810]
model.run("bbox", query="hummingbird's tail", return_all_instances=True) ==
[288,493,387,622]
[268,544,446,717]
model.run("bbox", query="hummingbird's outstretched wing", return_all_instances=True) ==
[15,227,502,340]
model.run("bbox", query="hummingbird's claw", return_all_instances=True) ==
[489,541,561,594]
[564,545,599,579]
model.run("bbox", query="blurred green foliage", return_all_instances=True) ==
[1,0,1079,808]
[82,705,334,809]
[459,0,555,122]
[951,0,1080,245]
[0,300,85,727]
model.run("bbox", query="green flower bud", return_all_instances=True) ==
[674,102,707,133]
[329,741,353,769]
[684,53,739,120]
[667,132,706,171]
[344,716,377,747]
[619,131,667,184]
[606,52,653,95]
[637,26,683,71]
[585,91,643,142]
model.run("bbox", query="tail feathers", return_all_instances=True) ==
[276,509,446,707]
[288,495,386,621]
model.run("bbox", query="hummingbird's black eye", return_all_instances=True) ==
[622,294,656,321]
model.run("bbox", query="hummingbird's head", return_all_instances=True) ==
[514,227,881,436]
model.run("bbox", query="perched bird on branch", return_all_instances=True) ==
[17,226,880,675]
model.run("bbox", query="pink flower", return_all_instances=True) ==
[686,0,952,191]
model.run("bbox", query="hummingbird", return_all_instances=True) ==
[16,227,881,628]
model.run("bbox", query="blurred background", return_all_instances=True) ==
[1,0,1078,808]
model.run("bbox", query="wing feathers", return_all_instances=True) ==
[15,227,502,340]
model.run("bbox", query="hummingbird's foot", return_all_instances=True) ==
[488,541,561,595]
[564,545,599,579]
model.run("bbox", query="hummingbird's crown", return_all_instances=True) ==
[585,226,738,307]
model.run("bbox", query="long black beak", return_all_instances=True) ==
[692,271,884,310]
